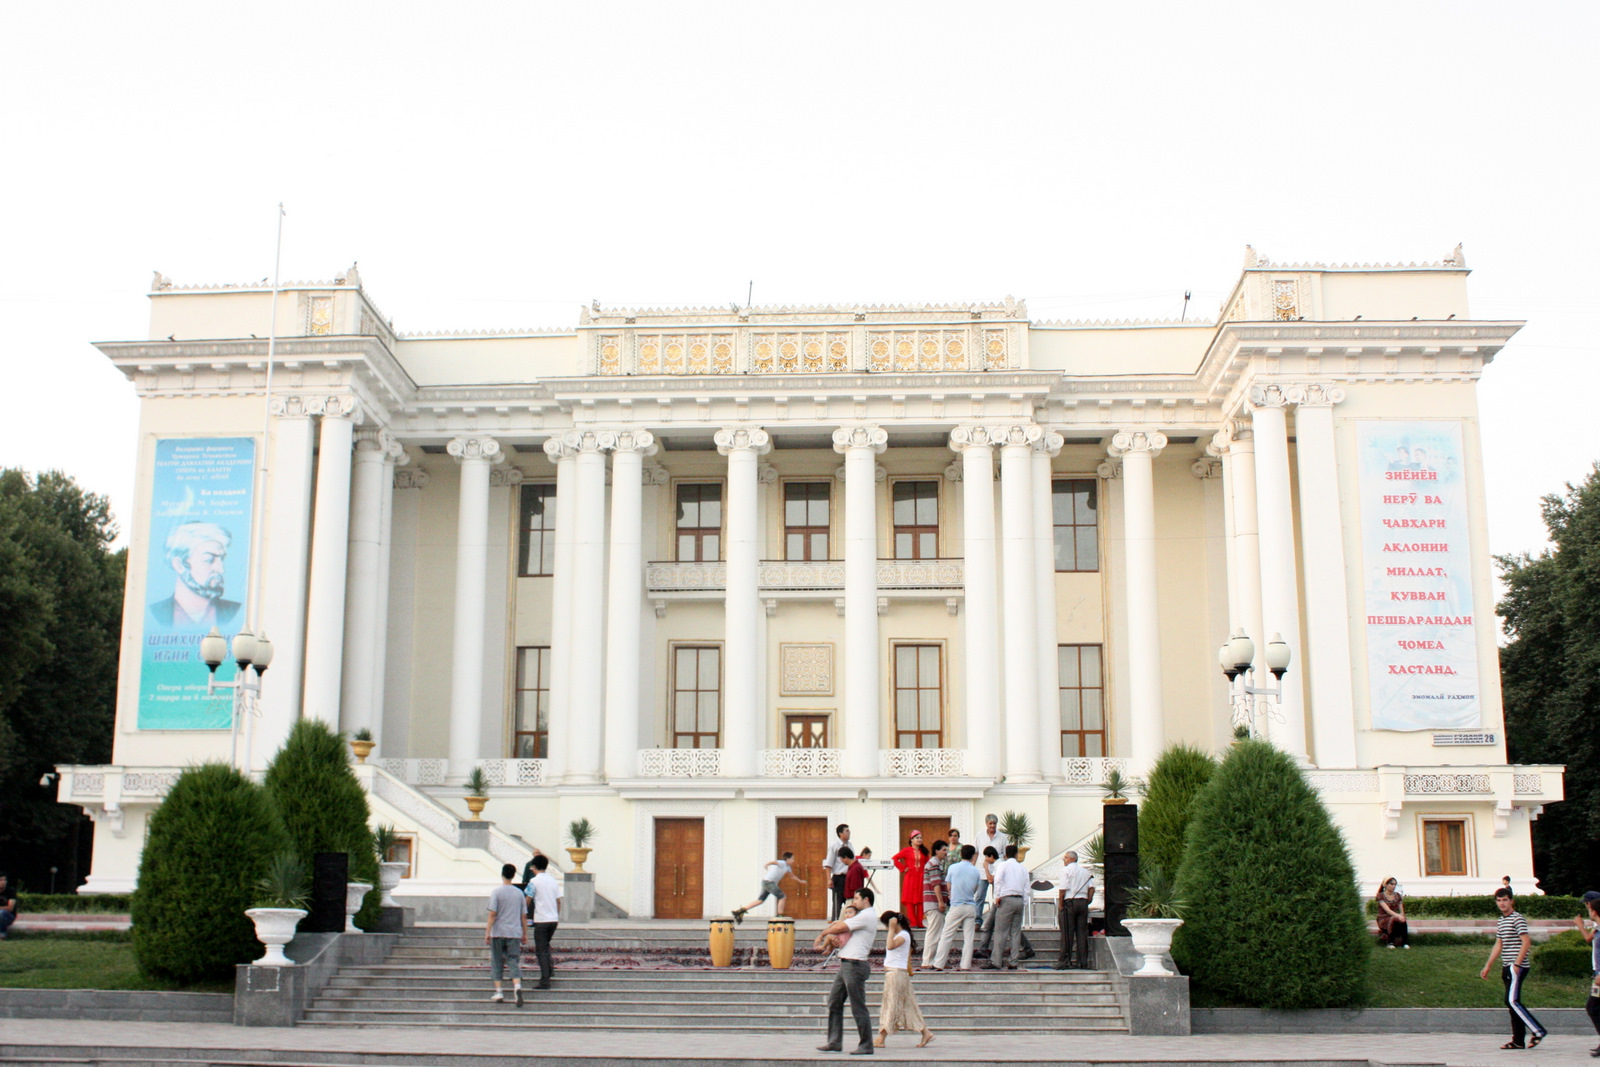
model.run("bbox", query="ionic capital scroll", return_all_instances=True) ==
[714,426,772,456]
[447,435,502,464]
[1107,430,1168,457]
[832,424,888,455]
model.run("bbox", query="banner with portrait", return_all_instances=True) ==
[1356,421,1479,731]
[138,437,256,730]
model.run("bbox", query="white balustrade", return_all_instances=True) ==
[1514,774,1543,795]
[758,561,846,589]
[875,559,964,588]
[645,561,727,591]
[1304,771,1380,793]
[1404,773,1492,794]
[376,757,450,785]
[1059,757,1131,786]
[637,748,724,777]
[759,748,842,777]
[647,558,966,594]
[478,759,547,787]
[879,748,966,777]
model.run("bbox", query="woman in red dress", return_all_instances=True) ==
[892,831,927,928]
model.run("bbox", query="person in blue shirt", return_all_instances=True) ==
[929,845,982,970]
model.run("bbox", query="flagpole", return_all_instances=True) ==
[246,203,285,634]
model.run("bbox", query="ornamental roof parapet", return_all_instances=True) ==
[579,297,1027,327]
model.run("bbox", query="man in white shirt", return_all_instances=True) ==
[524,854,563,990]
[824,823,852,920]
[983,845,1029,970]
[972,814,1008,920]
[1054,850,1096,970]
[813,888,878,1055]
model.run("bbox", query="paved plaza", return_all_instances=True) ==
[3,1018,1599,1067]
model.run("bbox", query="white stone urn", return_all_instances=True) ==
[378,862,407,907]
[344,882,374,933]
[1121,918,1184,976]
[245,907,307,965]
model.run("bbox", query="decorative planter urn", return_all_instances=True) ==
[1121,917,1184,976]
[464,795,488,816]
[344,882,374,932]
[566,847,592,873]
[378,862,407,907]
[349,739,375,763]
[245,907,307,965]
[1102,797,1129,805]
[1015,845,1031,863]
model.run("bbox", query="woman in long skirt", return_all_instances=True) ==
[876,911,934,1048]
[892,831,926,928]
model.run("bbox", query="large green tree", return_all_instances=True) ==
[1499,463,1600,895]
[1138,743,1218,881]
[0,469,125,892]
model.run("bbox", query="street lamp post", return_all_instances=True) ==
[200,627,274,769]
[1217,629,1291,740]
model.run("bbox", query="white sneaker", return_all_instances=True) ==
[490,992,504,1002]
[1388,944,1396,949]
[1403,944,1411,949]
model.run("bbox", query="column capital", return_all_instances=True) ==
[563,428,617,455]
[383,433,410,466]
[1285,382,1347,408]
[832,424,888,455]
[611,429,658,455]
[715,426,772,456]
[353,427,386,454]
[943,461,962,482]
[643,462,670,486]
[489,467,525,487]
[757,462,779,485]
[1108,429,1168,457]
[1096,459,1121,479]
[1191,458,1223,479]
[1032,429,1065,457]
[269,393,358,419]
[543,436,579,462]
[394,468,430,489]
[447,435,502,463]
[1247,382,1292,410]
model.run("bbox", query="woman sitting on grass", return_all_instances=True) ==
[1375,877,1408,949]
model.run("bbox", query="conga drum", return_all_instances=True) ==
[708,917,736,967]
[766,916,796,969]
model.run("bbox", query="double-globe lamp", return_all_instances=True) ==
[200,628,275,677]
[1217,629,1290,681]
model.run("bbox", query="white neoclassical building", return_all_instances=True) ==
[60,249,1563,918]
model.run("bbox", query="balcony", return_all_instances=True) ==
[637,748,723,778]
[760,748,842,777]
[1059,757,1131,787]
[879,748,966,777]
[646,558,965,614]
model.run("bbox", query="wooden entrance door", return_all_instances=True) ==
[653,818,705,919]
[775,817,829,920]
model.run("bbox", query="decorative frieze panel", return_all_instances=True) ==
[779,643,833,695]
[646,561,728,591]
[123,771,182,795]
[1404,773,1491,794]
[866,329,970,373]
[1514,774,1543,795]
[876,559,963,588]
[759,748,842,777]
[880,748,966,777]
[71,773,106,796]
[752,332,850,374]
[1060,757,1130,786]
[638,748,723,777]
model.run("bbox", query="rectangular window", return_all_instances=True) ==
[784,713,830,748]
[676,483,722,562]
[1058,644,1105,757]
[514,646,551,758]
[893,644,943,748]
[1052,478,1100,572]
[784,482,831,561]
[672,645,722,748]
[518,484,557,576]
[892,480,939,560]
[1422,818,1469,876]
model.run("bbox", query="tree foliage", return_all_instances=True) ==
[1498,463,1600,895]
[1172,739,1368,1009]
[131,763,290,982]
[1138,743,1218,881]
[263,719,380,927]
[0,469,125,891]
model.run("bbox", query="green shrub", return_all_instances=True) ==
[1172,739,1369,1009]
[131,762,290,983]
[263,720,380,928]
[1363,894,1583,919]
[17,893,132,913]
[1138,744,1217,881]
[1532,927,1594,977]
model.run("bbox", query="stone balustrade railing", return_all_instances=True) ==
[879,748,966,777]
[758,748,842,777]
[646,558,964,594]
[637,748,723,777]
[1059,757,1130,787]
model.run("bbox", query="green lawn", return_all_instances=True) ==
[0,932,232,993]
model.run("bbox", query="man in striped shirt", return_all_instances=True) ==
[1480,887,1546,1049]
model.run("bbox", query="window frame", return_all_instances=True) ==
[1419,815,1474,878]
[890,478,940,560]
[783,712,831,749]
[890,641,945,749]
[669,642,723,749]
[517,482,558,577]
[1051,476,1101,573]
[1057,643,1106,757]
[513,645,551,758]
[673,480,725,563]
[782,479,832,561]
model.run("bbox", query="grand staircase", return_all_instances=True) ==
[299,923,1129,1034]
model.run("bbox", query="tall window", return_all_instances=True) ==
[1052,479,1099,571]
[676,483,722,562]
[1058,644,1105,756]
[1422,818,1469,876]
[518,484,557,576]
[893,644,943,748]
[784,482,830,560]
[514,646,551,758]
[892,481,939,559]
[672,645,722,748]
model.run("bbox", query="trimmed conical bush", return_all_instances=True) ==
[1138,743,1218,882]
[1172,739,1368,1008]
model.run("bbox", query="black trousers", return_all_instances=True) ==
[1587,990,1600,1038]
[532,921,558,985]
[1502,964,1545,1045]
[825,957,873,1049]
[1059,898,1090,967]
[830,873,847,920]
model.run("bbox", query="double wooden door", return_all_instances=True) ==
[775,817,830,920]
[653,818,705,919]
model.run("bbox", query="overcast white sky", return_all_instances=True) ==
[2,2,1595,566]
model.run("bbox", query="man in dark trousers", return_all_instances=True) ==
[1054,850,1095,969]
[525,853,563,990]
[824,823,852,921]
[814,888,878,1055]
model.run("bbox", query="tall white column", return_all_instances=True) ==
[716,426,771,778]
[566,430,613,783]
[1227,423,1266,678]
[1247,385,1309,762]
[1290,384,1358,767]
[999,425,1043,783]
[254,399,316,771]
[446,434,499,778]
[367,438,406,751]
[833,425,887,778]
[1108,429,1168,773]
[302,398,357,726]
[541,437,579,783]
[380,462,425,758]
[339,428,387,740]
[1032,431,1066,780]
[1207,431,1239,632]
[948,428,1000,779]
[603,431,655,781]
